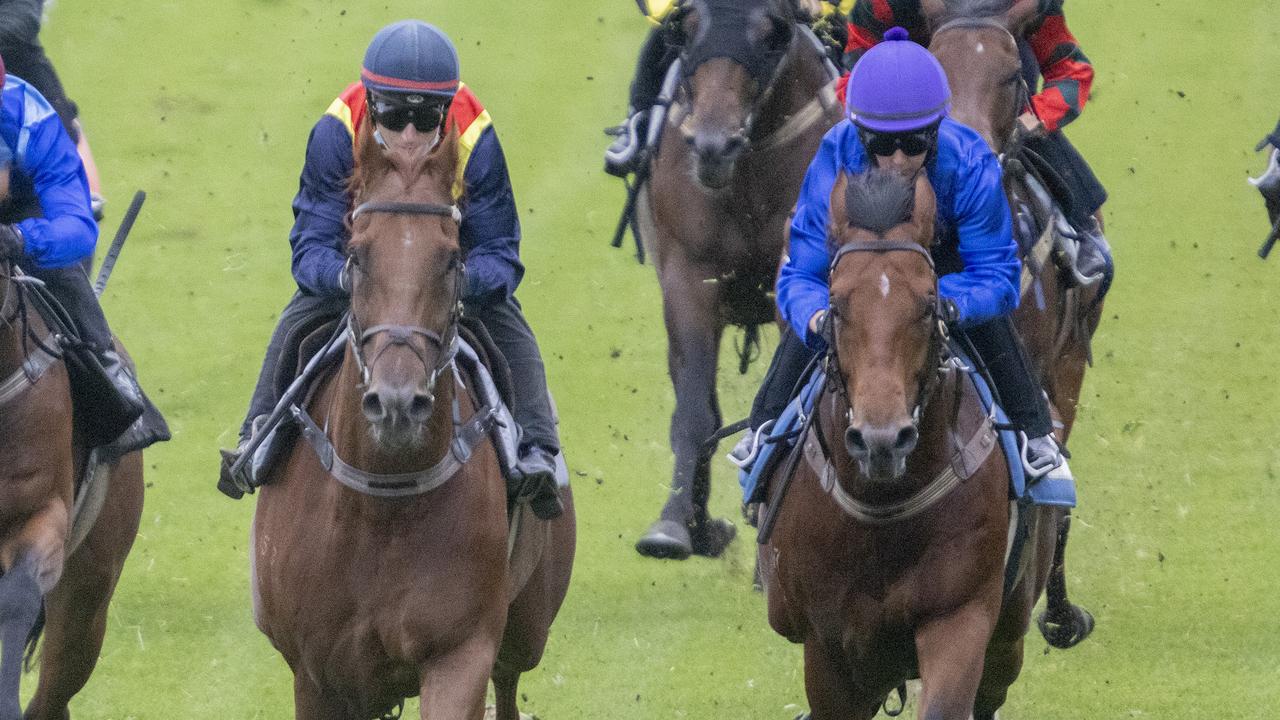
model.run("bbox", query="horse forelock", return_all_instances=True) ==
[839,169,918,239]
[939,0,1016,19]
[350,126,458,214]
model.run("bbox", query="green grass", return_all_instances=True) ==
[20,0,1280,717]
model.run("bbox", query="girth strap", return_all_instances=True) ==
[804,411,997,525]
[292,394,498,499]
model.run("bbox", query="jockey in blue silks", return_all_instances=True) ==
[734,27,1069,479]
[0,57,152,448]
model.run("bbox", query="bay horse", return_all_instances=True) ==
[924,0,1098,646]
[760,168,1059,720]
[635,0,844,558]
[0,264,145,717]
[251,126,575,720]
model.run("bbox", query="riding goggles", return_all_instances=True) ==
[858,125,939,158]
[369,93,451,133]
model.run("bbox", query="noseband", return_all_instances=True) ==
[824,239,948,430]
[346,200,464,393]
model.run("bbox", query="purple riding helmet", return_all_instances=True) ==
[845,27,951,133]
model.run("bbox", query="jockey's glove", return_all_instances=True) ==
[0,224,23,261]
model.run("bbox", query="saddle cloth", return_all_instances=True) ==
[738,340,1076,508]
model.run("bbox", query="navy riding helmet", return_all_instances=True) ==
[361,20,460,99]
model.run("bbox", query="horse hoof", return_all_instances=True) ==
[635,520,693,560]
[1037,603,1095,649]
[690,517,736,558]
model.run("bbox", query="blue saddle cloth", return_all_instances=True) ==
[738,343,1076,508]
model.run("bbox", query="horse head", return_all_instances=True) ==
[346,126,462,451]
[673,0,808,188]
[825,168,939,482]
[923,0,1040,152]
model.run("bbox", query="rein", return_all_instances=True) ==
[0,262,62,407]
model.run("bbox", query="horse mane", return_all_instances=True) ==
[348,119,458,214]
[839,168,917,237]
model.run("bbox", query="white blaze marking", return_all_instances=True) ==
[976,42,985,54]
[879,273,891,298]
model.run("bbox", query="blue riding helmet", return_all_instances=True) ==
[361,20,460,99]
[845,27,951,133]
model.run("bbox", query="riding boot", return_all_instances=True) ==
[465,295,564,520]
[32,264,146,445]
[604,27,671,178]
[728,327,820,468]
[218,291,347,499]
[963,316,1068,480]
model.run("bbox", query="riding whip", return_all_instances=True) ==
[93,190,146,296]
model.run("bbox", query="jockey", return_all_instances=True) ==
[734,28,1068,479]
[218,20,564,520]
[845,0,1110,285]
[0,0,104,216]
[603,0,851,177]
[0,56,149,444]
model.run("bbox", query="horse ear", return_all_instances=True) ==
[352,118,391,200]
[921,0,948,24]
[1004,0,1039,34]
[828,171,850,240]
[430,127,461,197]
[910,171,937,246]
[792,0,822,21]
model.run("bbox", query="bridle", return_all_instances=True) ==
[345,200,464,397]
[823,239,949,436]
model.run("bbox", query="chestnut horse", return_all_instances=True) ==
[252,128,574,720]
[635,0,844,558]
[925,0,1099,646]
[761,169,1059,720]
[0,256,145,720]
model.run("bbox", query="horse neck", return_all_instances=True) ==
[324,346,457,476]
[820,350,962,501]
[747,35,831,144]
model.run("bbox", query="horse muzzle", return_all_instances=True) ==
[682,126,748,190]
[844,422,918,482]
[361,380,435,447]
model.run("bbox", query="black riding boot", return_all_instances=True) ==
[30,264,145,447]
[730,327,819,466]
[1023,131,1112,286]
[605,27,675,177]
[963,316,1065,477]
[218,291,347,498]
[465,295,564,520]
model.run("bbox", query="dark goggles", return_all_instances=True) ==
[370,94,450,133]
[858,125,939,158]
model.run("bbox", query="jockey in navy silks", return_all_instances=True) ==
[0,56,152,448]
[734,28,1070,480]
[218,20,564,519]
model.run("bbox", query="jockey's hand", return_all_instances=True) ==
[810,309,832,344]
[0,224,23,261]
[1017,112,1045,139]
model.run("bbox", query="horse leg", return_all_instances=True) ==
[801,640,882,720]
[419,637,498,720]
[1036,512,1094,649]
[637,259,732,559]
[24,455,143,720]
[292,676,349,720]
[492,490,576,720]
[914,604,998,720]
[0,502,69,720]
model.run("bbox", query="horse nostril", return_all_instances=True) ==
[408,391,435,424]
[361,391,386,423]
[894,426,919,454]
[722,134,746,157]
[844,426,870,458]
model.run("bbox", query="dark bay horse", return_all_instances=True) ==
[760,169,1059,720]
[252,128,574,720]
[635,0,844,558]
[925,0,1099,646]
[0,258,145,719]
